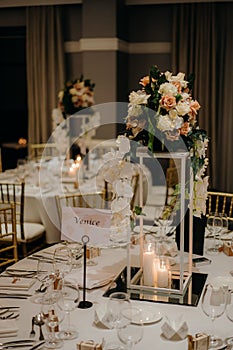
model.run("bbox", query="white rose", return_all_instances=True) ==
[176,101,190,116]
[158,82,177,96]
[129,90,150,105]
[157,115,173,131]
[128,104,143,117]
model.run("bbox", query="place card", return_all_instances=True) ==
[61,207,111,245]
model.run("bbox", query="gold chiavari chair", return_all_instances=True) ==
[0,203,18,269]
[206,191,233,225]
[30,143,59,161]
[0,181,46,257]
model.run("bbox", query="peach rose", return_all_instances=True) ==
[172,81,182,94]
[160,95,176,110]
[188,100,201,118]
[139,75,150,86]
[179,122,190,136]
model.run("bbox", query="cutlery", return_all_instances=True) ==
[29,317,36,338]
[0,313,19,320]
[0,307,20,310]
[33,313,44,341]
[0,312,14,320]
[29,341,45,350]
[0,340,35,347]
[0,293,31,299]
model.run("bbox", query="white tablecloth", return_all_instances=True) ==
[1,244,233,349]
[0,159,153,244]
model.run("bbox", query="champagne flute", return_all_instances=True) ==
[201,284,226,348]
[57,279,80,340]
[117,307,144,350]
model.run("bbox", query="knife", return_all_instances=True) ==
[0,340,35,346]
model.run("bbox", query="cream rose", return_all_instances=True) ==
[176,101,190,116]
[158,82,177,96]
[129,90,150,105]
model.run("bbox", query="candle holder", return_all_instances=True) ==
[126,149,193,300]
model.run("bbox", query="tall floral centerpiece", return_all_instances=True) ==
[124,65,209,219]
[57,76,95,116]
[52,76,99,160]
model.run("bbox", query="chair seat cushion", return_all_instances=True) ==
[1,222,45,242]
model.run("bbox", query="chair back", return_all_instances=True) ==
[56,191,107,224]
[0,181,25,240]
[207,191,233,223]
[0,203,18,268]
[30,143,59,161]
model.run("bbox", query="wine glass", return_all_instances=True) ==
[34,260,57,304]
[117,307,144,350]
[219,213,228,235]
[105,292,131,329]
[57,279,80,340]
[65,242,82,270]
[224,291,233,346]
[53,245,73,278]
[41,291,64,349]
[201,284,226,348]
[206,213,222,255]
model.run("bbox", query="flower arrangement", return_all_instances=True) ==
[124,65,209,217]
[58,76,95,116]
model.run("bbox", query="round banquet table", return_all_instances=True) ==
[1,243,233,350]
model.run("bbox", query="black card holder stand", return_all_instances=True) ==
[78,235,93,309]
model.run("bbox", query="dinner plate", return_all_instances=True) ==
[133,225,175,235]
[122,305,163,325]
[210,276,233,290]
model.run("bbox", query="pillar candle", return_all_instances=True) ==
[143,243,155,286]
[157,259,169,288]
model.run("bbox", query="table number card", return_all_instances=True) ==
[61,206,112,245]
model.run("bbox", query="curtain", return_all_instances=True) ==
[26,6,65,144]
[172,3,233,193]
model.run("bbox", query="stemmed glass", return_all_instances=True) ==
[224,290,233,346]
[41,291,64,349]
[201,284,226,348]
[117,307,144,350]
[53,245,73,278]
[57,279,80,340]
[206,213,223,255]
[105,292,131,329]
[34,260,57,304]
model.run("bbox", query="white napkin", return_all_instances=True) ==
[65,270,115,289]
[0,320,18,337]
[0,277,36,290]
[161,315,188,340]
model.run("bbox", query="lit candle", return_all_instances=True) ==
[157,257,169,288]
[143,242,155,286]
